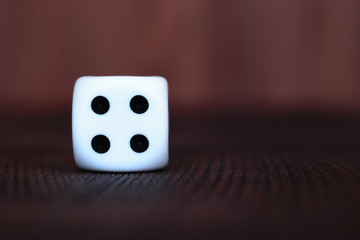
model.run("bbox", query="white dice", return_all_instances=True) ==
[72,76,169,172]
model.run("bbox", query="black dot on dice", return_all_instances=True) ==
[130,95,149,114]
[130,134,149,153]
[91,96,110,114]
[92,135,110,154]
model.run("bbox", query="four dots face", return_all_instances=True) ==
[90,95,150,154]
[72,76,168,172]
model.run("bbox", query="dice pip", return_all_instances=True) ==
[72,76,168,172]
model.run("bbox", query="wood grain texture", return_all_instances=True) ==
[0,112,360,239]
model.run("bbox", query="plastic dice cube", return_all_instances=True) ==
[72,76,169,172]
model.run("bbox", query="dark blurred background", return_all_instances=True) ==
[1,0,360,114]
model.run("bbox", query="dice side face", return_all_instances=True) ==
[72,76,168,172]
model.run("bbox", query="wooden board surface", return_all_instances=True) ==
[0,112,360,239]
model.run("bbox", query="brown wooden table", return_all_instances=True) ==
[1,112,360,239]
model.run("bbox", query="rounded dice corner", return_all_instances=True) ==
[74,76,91,87]
[153,76,168,90]
[154,76,168,85]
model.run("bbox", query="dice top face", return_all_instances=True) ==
[72,76,168,172]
